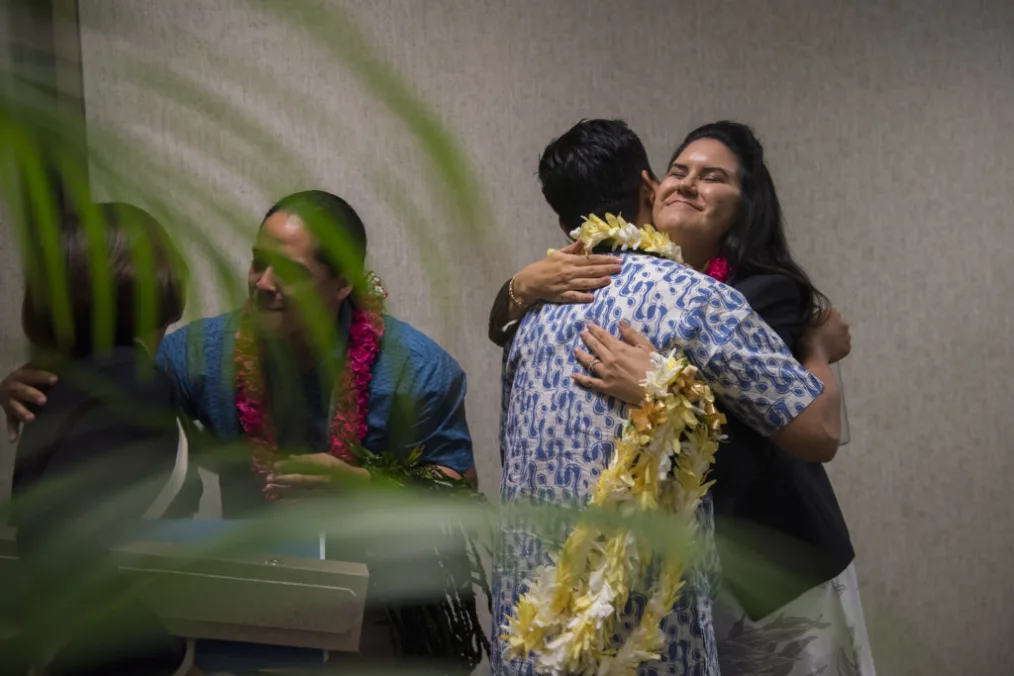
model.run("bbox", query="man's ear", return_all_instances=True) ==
[641,170,659,198]
[336,277,354,304]
[639,171,657,217]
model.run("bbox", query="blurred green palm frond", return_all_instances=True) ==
[0,2,501,673]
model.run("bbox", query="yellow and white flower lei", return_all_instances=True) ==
[549,212,682,261]
[506,214,726,676]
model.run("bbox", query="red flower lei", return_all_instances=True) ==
[235,273,387,500]
[704,256,731,283]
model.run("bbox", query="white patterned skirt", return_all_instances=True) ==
[712,562,876,676]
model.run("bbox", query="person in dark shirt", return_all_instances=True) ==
[9,202,199,676]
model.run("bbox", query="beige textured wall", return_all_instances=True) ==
[1,0,1011,673]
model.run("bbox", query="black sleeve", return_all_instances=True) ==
[732,274,806,352]
[488,278,517,347]
[716,276,854,620]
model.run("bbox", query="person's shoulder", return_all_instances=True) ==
[380,314,463,376]
[625,254,706,283]
[621,252,684,271]
[96,347,174,388]
[158,310,240,364]
[614,253,696,286]
[631,256,737,304]
[24,349,175,436]
[732,273,801,306]
[164,311,240,342]
[47,348,172,403]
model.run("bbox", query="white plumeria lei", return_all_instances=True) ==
[555,213,682,263]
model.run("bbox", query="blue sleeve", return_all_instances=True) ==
[389,348,475,475]
[677,281,824,437]
[156,325,201,423]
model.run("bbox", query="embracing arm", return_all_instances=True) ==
[574,276,845,463]
[689,280,843,463]
[489,279,524,347]
[0,365,57,442]
[1,326,204,443]
[733,275,843,462]
[488,242,624,348]
[770,359,841,461]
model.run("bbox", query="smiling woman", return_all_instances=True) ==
[654,138,744,271]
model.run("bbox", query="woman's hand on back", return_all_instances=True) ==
[572,322,656,406]
[511,241,623,306]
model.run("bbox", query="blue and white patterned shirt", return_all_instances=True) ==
[493,253,823,676]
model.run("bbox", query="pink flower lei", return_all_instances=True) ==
[235,272,388,500]
[704,256,731,283]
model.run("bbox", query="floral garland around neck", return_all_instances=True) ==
[552,213,683,262]
[560,213,733,285]
[507,213,726,675]
[235,271,388,501]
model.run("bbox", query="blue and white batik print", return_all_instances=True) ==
[493,253,823,676]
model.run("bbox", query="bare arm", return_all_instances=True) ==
[771,312,850,462]
[769,357,840,462]
[572,282,850,464]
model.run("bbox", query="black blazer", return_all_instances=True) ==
[10,346,198,676]
[710,274,854,620]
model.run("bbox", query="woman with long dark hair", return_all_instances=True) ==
[489,122,875,675]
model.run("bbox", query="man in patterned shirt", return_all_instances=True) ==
[492,120,838,676]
